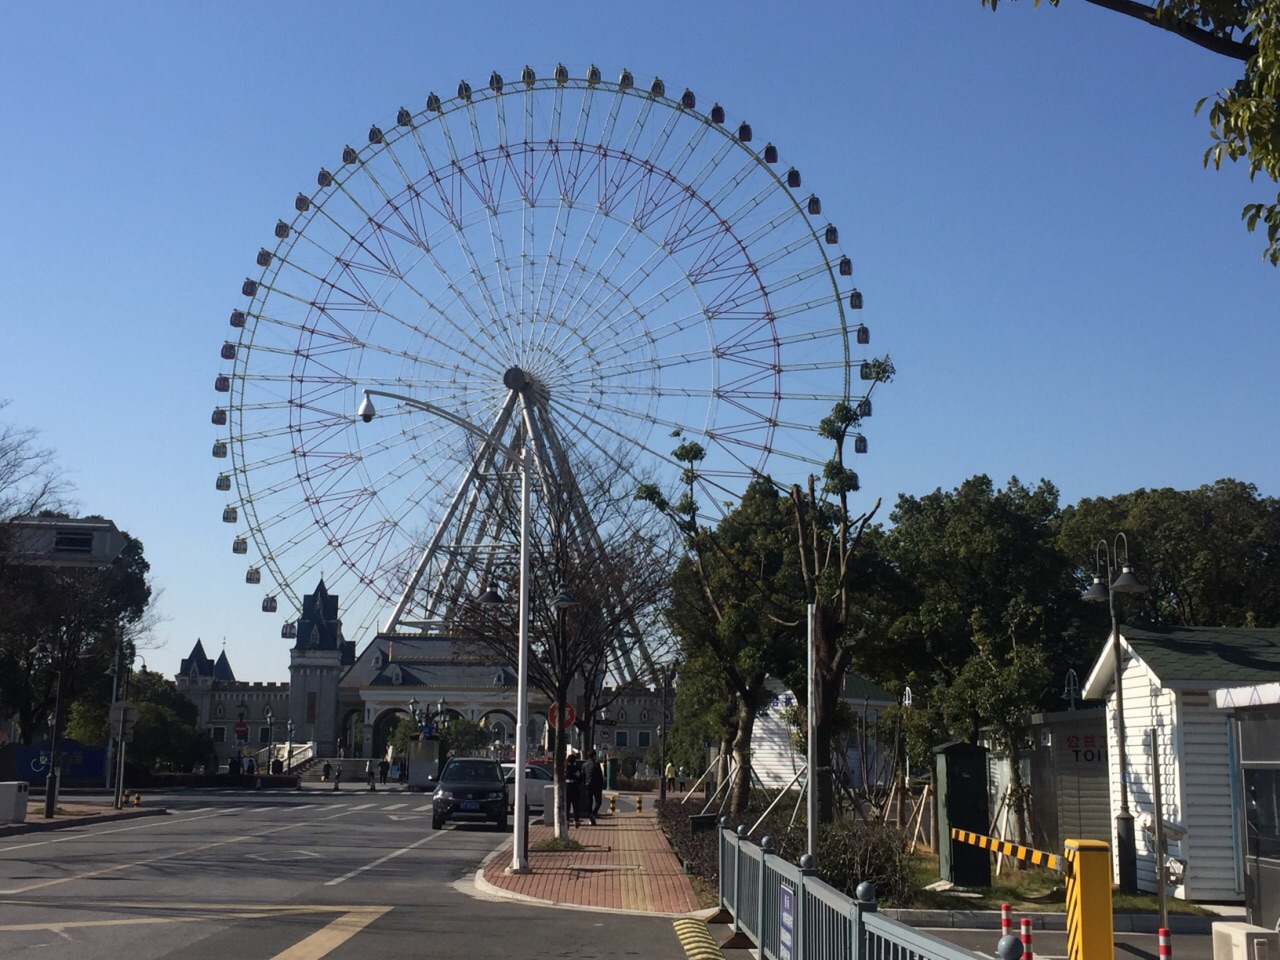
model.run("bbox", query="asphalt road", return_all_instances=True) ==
[0,789,685,960]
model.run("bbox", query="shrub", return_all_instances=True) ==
[659,797,918,907]
[655,798,720,879]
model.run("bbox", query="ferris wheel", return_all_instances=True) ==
[211,64,882,646]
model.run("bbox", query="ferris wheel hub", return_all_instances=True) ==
[502,366,528,392]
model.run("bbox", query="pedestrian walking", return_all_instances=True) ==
[322,761,332,782]
[565,755,594,826]
[366,759,377,790]
[664,760,675,793]
[677,766,686,793]
[333,764,343,791]
[379,758,390,785]
[587,751,605,818]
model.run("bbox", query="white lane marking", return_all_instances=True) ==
[413,804,433,812]
[248,806,277,813]
[347,803,376,811]
[185,807,217,814]
[0,810,231,854]
[324,833,442,886]
[383,803,406,810]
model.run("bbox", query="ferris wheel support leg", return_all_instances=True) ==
[376,389,521,634]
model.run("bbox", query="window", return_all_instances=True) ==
[306,692,317,724]
[258,726,271,744]
[640,710,649,722]
[615,731,628,747]
[617,708,627,722]
[638,731,651,748]
[212,726,226,743]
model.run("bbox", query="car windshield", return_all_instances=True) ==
[443,760,501,783]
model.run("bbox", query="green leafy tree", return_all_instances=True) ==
[648,472,805,818]
[1058,478,1280,626]
[981,0,1280,263]
[0,528,152,744]
[884,475,1085,844]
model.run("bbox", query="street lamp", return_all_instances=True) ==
[1083,531,1148,895]
[286,718,295,772]
[657,664,675,802]
[264,704,274,773]
[361,377,534,874]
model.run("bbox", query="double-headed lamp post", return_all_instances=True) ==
[1083,532,1148,895]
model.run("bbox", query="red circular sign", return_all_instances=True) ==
[548,703,575,728]
[234,722,249,738]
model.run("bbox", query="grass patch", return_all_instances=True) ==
[531,836,585,852]
[908,851,1213,914]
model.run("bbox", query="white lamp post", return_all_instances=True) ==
[358,374,534,873]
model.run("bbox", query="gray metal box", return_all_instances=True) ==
[0,782,29,822]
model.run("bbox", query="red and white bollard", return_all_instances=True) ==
[1020,917,1034,960]
[1159,927,1172,958]
[1001,903,1012,939]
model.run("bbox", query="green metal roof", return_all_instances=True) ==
[1123,625,1280,688]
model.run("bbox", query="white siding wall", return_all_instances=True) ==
[1173,692,1241,900]
[1106,656,1242,901]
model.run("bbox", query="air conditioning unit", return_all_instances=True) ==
[1214,922,1279,959]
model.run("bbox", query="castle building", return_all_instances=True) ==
[177,578,554,765]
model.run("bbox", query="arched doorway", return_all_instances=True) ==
[338,708,363,759]
[480,710,516,761]
[372,709,410,762]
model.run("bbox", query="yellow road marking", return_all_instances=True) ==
[269,908,390,960]
[0,902,391,959]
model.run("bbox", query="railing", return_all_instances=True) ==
[718,822,1001,960]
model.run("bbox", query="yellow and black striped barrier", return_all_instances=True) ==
[949,829,1113,960]
[948,828,1066,873]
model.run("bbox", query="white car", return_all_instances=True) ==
[501,762,553,813]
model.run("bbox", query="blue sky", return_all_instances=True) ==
[2,2,1275,683]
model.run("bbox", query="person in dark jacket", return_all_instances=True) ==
[565,755,595,826]
[587,751,605,818]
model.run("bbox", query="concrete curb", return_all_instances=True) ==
[881,907,1237,935]
[468,835,704,919]
[0,807,167,838]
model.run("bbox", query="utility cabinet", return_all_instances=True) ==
[936,742,991,888]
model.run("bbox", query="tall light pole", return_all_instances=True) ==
[264,704,274,773]
[359,375,533,873]
[551,583,579,839]
[286,718,295,772]
[1083,532,1148,895]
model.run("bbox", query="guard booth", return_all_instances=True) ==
[936,741,991,888]
[406,739,443,791]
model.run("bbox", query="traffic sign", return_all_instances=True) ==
[234,721,249,740]
[109,700,139,742]
[548,702,575,728]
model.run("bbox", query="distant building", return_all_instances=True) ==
[174,638,289,768]
[177,578,556,765]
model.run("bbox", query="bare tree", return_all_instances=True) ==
[0,401,73,521]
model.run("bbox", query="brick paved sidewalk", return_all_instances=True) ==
[480,807,702,915]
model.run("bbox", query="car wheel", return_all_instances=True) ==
[496,811,508,831]
[432,816,444,830]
